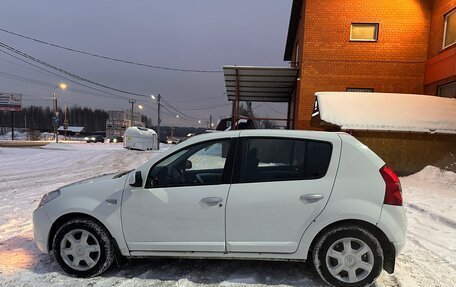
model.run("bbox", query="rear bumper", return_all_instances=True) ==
[32,207,53,254]
[378,204,407,256]
[393,239,406,256]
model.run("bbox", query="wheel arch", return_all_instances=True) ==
[307,219,396,274]
[47,212,125,265]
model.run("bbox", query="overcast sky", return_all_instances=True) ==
[0,0,292,126]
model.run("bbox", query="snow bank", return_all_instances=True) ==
[389,166,456,287]
[316,92,456,134]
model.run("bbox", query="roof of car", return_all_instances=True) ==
[182,130,340,147]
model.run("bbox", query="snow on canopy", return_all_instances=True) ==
[315,92,456,134]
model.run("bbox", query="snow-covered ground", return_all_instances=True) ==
[0,143,454,287]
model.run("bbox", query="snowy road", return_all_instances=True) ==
[0,143,455,287]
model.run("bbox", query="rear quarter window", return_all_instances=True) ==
[305,140,332,179]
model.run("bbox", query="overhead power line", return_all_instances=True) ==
[177,103,231,111]
[0,41,230,120]
[0,46,132,101]
[0,27,223,73]
[264,103,286,115]
[0,41,150,98]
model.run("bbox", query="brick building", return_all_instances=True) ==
[284,0,456,130]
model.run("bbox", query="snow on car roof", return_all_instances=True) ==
[315,92,456,134]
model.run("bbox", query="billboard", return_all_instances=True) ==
[0,93,22,111]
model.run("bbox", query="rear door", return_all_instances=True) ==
[225,133,341,253]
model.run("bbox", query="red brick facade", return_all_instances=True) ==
[285,0,456,130]
[424,0,456,95]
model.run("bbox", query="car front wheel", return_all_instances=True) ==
[312,225,383,287]
[52,218,115,277]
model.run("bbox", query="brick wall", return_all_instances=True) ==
[428,0,456,58]
[353,131,456,174]
[424,0,456,94]
[291,1,306,129]
[291,0,432,130]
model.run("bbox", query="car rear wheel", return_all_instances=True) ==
[52,218,115,277]
[312,225,383,287]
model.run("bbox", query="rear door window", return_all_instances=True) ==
[235,138,332,183]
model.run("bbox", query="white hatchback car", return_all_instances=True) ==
[33,130,406,287]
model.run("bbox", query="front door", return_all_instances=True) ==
[122,139,234,252]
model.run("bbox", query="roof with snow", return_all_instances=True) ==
[57,126,85,133]
[314,92,456,134]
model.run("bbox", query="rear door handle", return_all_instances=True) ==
[300,194,324,203]
[201,197,223,205]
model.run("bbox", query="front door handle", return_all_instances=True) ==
[300,194,324,203]
[201,197,223,205]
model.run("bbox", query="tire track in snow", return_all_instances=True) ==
[407,203,456,230]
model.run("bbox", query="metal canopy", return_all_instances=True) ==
[223,66,299,130]
[223,66,298,103]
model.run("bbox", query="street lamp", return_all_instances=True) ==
[52,83,67,143]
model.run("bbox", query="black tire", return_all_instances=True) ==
[312,225,383,287]
[52,218,115,277]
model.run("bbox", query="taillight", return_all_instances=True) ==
[380,165,403,206]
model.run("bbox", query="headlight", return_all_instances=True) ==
[84,137,89,141]
[91,137,96,140]
[38,190,60,207]
[113,138,117,143]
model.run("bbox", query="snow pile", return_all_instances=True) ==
[0,144,455,286]
[0,131,27,140]
[384,166,456,287]
[316,92,456,134]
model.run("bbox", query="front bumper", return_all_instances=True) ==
[32,207,53,254]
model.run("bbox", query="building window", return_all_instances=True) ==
[346,88,374,92]
[444,10,456,48]
[437,81,456,98]
[350,23,379,42]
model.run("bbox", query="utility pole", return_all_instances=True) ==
[11,111,14,140]
[64,105,68,141]
[157,94,161,150]
[171,121,174,141]
[129,99,136,127]
[209,114,213,129]
[53,88,57,143]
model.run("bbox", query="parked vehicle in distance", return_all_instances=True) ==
[84,135,104,143]
[123,127,157,151]
[108,136,123,143]
[33,130,406,287]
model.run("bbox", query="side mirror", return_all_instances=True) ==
[129,171,143,187]
[185,160,192,170]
